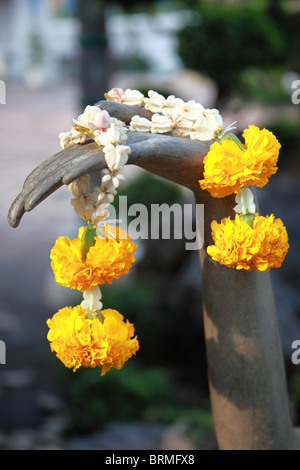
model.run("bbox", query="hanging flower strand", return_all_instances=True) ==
[197,119,287,271]
[105,87,224,141]
[48,100,140,374]
[199,125,281,198]
[104,87,287,273]
[48,87,289,373]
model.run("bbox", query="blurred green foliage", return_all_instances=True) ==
[288,371,300,426]
[60,364,171,433]
[123,54,150,71]
[145,403,213,430]
[59,362,213,435]
[177,2,288,102]
[240,68,289,104]
[289,372,300,405]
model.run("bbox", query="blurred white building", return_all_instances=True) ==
[0,0,193,88]
[0,0,80,85]
[106,10,194,74]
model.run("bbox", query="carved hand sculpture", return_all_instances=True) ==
[7,101,299,450]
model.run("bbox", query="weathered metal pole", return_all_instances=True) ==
[196,191,299,450]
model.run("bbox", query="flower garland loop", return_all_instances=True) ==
[47,86,289,374]
[49,101,139,375]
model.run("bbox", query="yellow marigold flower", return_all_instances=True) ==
[207,214,289,271]
[199,125,280,197]
[207,214,260,270]
[243,125,281,185]
[50,224,137,291]
[251,214,289,271]
[47,305,139,375]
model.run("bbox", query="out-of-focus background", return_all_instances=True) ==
[0,0,300,450]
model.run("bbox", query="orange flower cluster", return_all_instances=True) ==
[207,214,289,271]
[50,225,137,292]
[199,125,280,198]
[47,306,139,375]
[48,223,139,373]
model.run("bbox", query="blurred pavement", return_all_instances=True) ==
[0,82,83,432]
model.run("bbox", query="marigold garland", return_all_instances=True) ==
[46,87,290,374]
[48,96,143,374]
[199,125,280,198]
[207,214,289,271]
[47,305,139,374]
[50,224,137,292]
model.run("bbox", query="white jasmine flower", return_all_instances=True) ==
[84,197,97,213]
[162,95,185,119]
[104,87,125,103]
[103,144,118,171]
[59,127,87,149]
[129,115,152,132]
[144,90,166,113]
[95,124,128,146]
[101,174,117,194]
[69,186,103,223]
[190,109,223,141]
[74,106,111,131]
[81,286,103,312]
[70,194,100,222]
[110,117,126,128]
[59,131,72,149]
[115,145,130,170]
[181,100,205,122]
[67,175,90,198]
[97,200,111,211]
[116,173,125,184]
[204,108,223,133]
[151,114,173,134]
[94,207,109,224]
[103,144,130,171]
[122,89,145,106]
[101,170,126,191]
[101,174,113,184]
[190,126,216,141]
[97,191,115,205]
[112,176,120,188]
[234,188,256,215]
[88,186,102,206]
[70,196,87,219]
[101,168,111,176]
[172,116,194,137]
[111,173,125,188]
